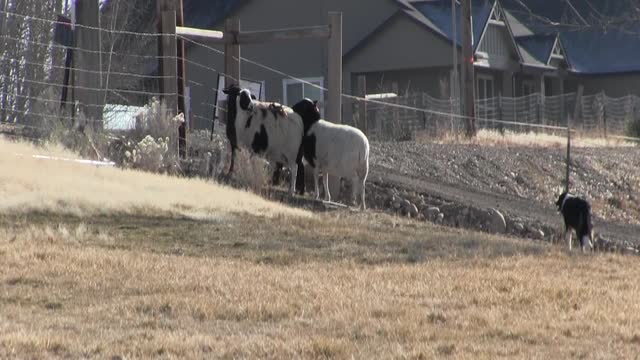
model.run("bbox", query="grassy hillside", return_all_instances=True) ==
[0,138,306,219]
[1,138,638,359]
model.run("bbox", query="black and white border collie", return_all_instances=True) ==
[555,191,594,252]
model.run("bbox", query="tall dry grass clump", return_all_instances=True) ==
[426,129,635,148]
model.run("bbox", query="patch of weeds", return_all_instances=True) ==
[44,302,63,310]
[427,312,447,325]
[436,344,456,356]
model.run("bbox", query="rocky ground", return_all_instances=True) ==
[366,141,640,254]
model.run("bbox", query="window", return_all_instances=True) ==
[476,74,495,120]
[476,74,495,100]
[283,77,324,116]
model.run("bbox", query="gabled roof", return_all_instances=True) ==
[515,34,556,66]
[561,29,640,74]
[407,0,494,50]
[502,0,640,75]
[500,0,586,33]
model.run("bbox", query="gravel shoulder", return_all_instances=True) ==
[368,141,640,250]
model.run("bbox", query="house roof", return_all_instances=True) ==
[561,29,640,74]
[515,34,556,66]
[502,0,640,75]
[407,0,494,50]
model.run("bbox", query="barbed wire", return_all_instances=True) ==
[0,9,162,37]
[0,33,167,61]
[15,76,177,98]
[1,56,173,81]
[180,35,571,132]
[3,8,640,142]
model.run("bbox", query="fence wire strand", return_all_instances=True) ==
[2,8,640,143]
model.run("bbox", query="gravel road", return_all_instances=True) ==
[369,141,640,248]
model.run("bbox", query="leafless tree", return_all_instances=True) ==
[0,0,65,124]
[99,0,158,106]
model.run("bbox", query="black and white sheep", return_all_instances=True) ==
[223,85,304,195]
[292,98,370,209]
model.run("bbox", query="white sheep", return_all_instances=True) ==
[223,86,304,195]
[292,98,370,209]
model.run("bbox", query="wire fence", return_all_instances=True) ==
[1,6,640,147]
[0,7,168,132]
[366,91,640,141]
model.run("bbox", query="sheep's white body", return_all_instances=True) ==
[306,120,369,209]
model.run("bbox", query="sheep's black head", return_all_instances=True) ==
[292,98,321,134]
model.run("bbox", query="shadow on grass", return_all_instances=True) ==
[0,209,550,265]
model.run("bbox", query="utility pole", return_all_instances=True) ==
[461,0,476,137]
[176,0,187,158]
[75,0,103,130]
[451,0,458,113]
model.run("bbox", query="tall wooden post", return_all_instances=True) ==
[176,0,187,157]
[461,0,476,137]
[74,0,103,130]
[224,18,241,88]
[327,12,343,202]
[565,116,571,192]
[160,11,178,117]
[158,0,186,158]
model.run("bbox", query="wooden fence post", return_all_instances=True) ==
[176,0,187,158]
[160,11,178,117]
[74,0,103,130]
[566,116,571,192]
[327,12,342,202]
[224,18,241,88]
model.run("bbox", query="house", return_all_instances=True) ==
[169,0,401,130]
[117,0,640,130]
[502,0,640,97]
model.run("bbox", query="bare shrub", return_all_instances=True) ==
[131,97,177,146]
[123,135,171,172]
[626,116,640,142]
[107,98,181,173]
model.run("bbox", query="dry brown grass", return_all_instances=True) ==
[2,138,639,359]
[0,214,638,359]
[0,137,306,220]
[425,129,636,148]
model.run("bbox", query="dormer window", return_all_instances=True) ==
[550,40,565,60]
[489,5,505,25]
